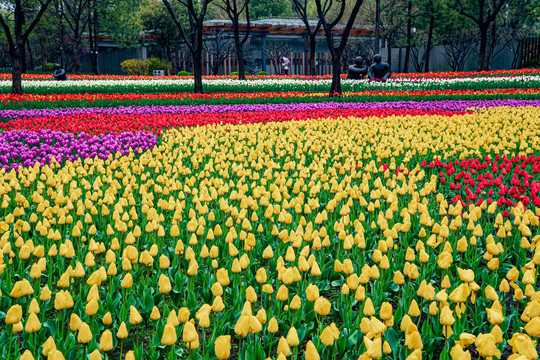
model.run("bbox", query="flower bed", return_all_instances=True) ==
[1,75,539,94]
[1,72,540,360]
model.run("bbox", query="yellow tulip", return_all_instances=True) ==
[129,306,142,325]
[117,322,129,339]
[99,330,113,352]
[508,333,537,359]
[20,350,34,360]
[150,306,161,321]
[158,274,172,294]
[287,327,300,347]
[320,326,335,346]
[161,324,177,346]
[306,284,320,302]
[89,349,102,360]
[215,335,231,359]
[314,297,331,316]
[475,334,501,359]
[10,279,34,298]
[69,314,82,332]
[25,312,41,333]
[450,344,471,360]
[77,322,92,344]
[182,321,198,344]
[86,298,99,316]
[178,307,190,323]
[277,336,291,356]
[42,336,56,357]
[6,304,22,325]
[305,340,320,360]
[525,317,540,337]
[268,317,279,333]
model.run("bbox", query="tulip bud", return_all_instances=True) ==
[287,327,300,347]
[161,324,177,346]
[129,306,142,325]
[20,350,34,360]
[305,340,320,360]
[70,313,82,331]
[314,297,331,316]
[268,317,279,333]
[306,284,320,302]
[158,274,172,294]
[99,330,113,352]
[78,322,92,344]
[182,321,198,344]
[117,322,128,339]
[6,304,22,325]
[89,349,102,360]
[215,335,231,359]
[25,312,42,333]
[277,336,291,356]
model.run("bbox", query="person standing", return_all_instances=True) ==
[281,56,290,75]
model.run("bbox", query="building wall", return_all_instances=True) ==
[80,47,148,75]
[379,42,520,73]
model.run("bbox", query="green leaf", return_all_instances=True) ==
[386,328,399,355]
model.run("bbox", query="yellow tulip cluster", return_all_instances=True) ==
[0,107,540,359]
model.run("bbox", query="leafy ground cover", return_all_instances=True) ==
[0,72,540,360]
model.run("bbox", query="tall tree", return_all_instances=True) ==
[291,0,322,75]
[250,0,292,19]
[314,0,364,95]
[0,0,54,94]
[163,0,213,93]
[61,0,96,74]
[456,0,507,71]
[216,0,250,80]
[140,0,181,75]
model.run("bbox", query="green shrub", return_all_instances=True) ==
[145,58,167,76]
[178,71,194,76]
[230,71,251,76]
[256,71,268,76]
[121,59,147,76]
[33,63,57,73]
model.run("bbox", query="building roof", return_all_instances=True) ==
[203,19,373,36]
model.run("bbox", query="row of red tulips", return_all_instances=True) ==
[0,108,467,135]
[0,68,538,81]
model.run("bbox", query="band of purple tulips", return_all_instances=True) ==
[1,99,539,119]
[0,130,157,170]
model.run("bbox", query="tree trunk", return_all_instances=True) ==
[40,37,48,69]
[236,47,246,80]
[193,23,204,93]
[387,38,392,68]
[21,40,27,73]
[329,50,342,96]
[375,0,381,53]
[424,15,434,72]
[477,25,488,71]
[27,40,35,71]
[232,21,246,80]
[11,47,23,94]
[487,20,497,70]
[94,8,99,75]
[309,34,317,75]
[73,38,81,75]
[60,26,66,69]
[403,0,412,73]
[89,9,96,74]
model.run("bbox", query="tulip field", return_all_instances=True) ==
[1,69,540,360]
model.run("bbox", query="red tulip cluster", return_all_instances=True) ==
[1,108,466,135]
[418,155,540,210]
[0,68,537,80]
[0,88,537,105]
